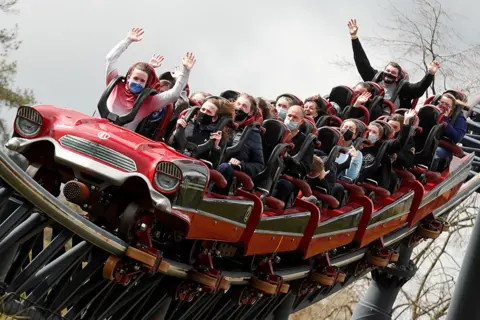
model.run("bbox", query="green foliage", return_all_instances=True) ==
[0,0,35,144]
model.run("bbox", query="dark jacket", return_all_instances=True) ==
[360,125,411,188]
[352,38,434,108]
[309,149,337,194]
[283,132,314,178]
[394,135,415,168]
[225,123,264,177]
[169,120,221,161]
[443,113,467,144]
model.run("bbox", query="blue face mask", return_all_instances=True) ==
[285,118,299,131]
[277,108,288,120]
[128,80,145,94]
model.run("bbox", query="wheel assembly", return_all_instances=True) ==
[366,252,389,267]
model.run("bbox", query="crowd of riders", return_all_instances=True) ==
[103,19,468,209]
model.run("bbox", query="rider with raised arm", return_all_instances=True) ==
[347,19,440,109]
[360,109,416,190]
[105,27,195,131]
[431,93,467,171]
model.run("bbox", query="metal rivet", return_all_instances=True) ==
[234,226,238,231]
[272,236,275,240]
[328,237,332,240]
[214,220,217,225]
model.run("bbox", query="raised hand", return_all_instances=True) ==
[348,19,358,37]
[428,61,441,75]
[182,52,196,71]
[149,54,164,68]
[354,92,372,107]
[404,109,417,125]
[127,27,144,42]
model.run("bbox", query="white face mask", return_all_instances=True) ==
[368,133,379,143]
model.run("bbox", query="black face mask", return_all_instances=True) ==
[235,109,249,122]
[197,112,214,125]
[341,129,354,141]
[383,72,397,84]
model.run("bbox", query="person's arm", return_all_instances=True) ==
[400,61,440,98]
[106,28,144,84]
[352,38,378,81]
[444,115,467,144]
[240,130,265,177]
[387,125,411,154]
[151,53,195,110]
[345,150,363,180]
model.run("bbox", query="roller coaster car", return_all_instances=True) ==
[4,80,474,293]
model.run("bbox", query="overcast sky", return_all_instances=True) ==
[1,0,478,128]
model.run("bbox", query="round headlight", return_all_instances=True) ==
[154,162,182,193]
[15,117,41,137]
[15,107,43,137]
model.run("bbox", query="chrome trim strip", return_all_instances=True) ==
[174,205,248,228]
[312,227,358,238]
[366,209,410,229]
[317,207,363,227]
[253,229,304,237]
[6,137,171,213]
[260,211,311,221]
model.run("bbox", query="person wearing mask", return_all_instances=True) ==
[105,27,195,131]
[360,109,416,189]
[169,97,234,161]
[336,120,363,181]
[272,105,314,207]
[388,113,416,168]
[347,19,440,109]
[275,95,295,121]
[431,93,467,171]
[305,156,345,204]
[212,93,264,194]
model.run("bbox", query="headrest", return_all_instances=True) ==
[371,120,394,140]
[220,90,240,101]
[276,93,303,106]
[262,119,289,143]
[400,69,409,81]
[366,82,385,97]
[328,86,356,110]
[418,104,444,125]
[347,118,368,137]
[444,89,468,103]
[317,126,345,153]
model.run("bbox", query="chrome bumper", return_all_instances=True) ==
[6,137,171,214]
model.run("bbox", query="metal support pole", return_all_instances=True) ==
[351,244,417,320]
[446,209,480,320]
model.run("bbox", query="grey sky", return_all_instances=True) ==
[1,0,478,127]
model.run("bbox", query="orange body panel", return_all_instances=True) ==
[244,233,303,256]
[182,211,245,243]
[302,231,356,259]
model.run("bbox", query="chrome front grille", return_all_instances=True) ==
[59,135,137,172]
[17,106,43,125]
[156,161,182,179]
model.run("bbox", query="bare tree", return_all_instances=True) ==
[334,0,480,98]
